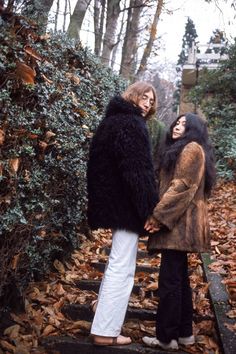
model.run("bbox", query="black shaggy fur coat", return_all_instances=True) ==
[87,95,158,235]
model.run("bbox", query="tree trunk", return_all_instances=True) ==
[110,0,127,70]
[63,0,68,32]
[101,0,121,66]
[119,0,143,79]
[21,0,54,32]
[67,0,91,40]
[94,0,105,56]
[136,0,164,77]
[54,0,59,32]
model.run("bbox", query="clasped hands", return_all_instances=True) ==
[144,215,160,233]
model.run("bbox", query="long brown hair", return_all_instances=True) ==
[122,81,157,118]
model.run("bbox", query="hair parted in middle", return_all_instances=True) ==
[122,81,157,117]
[160,112,216,197]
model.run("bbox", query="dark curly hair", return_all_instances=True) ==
[159,113,216,197]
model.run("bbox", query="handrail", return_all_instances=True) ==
[186,42,228,65]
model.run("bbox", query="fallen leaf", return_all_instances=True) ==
[53,260,65,274]
[4,324,20,339]
[24,45,43,61]
[0,129,5,145]
[42,324,55,336]
[0,339,16,351]
[41,73,53,84]
[66,73,80,85]
[9,157,20,174]
[15,61,36,84]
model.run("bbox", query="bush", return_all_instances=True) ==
[188,43,236,179]
[0,10,126,304]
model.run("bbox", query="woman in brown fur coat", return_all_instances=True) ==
[142,113,216,351]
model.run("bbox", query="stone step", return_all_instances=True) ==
[61,303,214,324]
[90,261,159,274]
[41,335,187,354]
[101,247,151,260]
[201,253,236,354]
[75,279,148,296]
[62,303,156,322]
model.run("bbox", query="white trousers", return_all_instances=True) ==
[90,229,139,336]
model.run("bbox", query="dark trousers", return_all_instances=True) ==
[156,249,193,343]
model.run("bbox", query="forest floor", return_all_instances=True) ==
[0,180,235,354]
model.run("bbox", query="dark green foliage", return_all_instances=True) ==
[147,118,166,157]
[173,17,198,112]
[0,11,126,303]
[177,17,198,68]
[188,43,236,179]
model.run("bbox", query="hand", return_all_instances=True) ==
[144,216,160,233]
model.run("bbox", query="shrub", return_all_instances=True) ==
[188,43,236,179]
[0,10,126,304]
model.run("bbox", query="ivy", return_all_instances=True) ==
[0,10,126,304]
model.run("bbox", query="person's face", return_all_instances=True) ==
[172,116,186,139]
[138,90,155,118]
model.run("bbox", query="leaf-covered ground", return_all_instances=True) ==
[0,180,235,354]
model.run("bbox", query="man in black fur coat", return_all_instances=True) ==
[87,81,158,346]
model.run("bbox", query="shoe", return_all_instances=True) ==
[93,335,132,346]
[179,335,195,345]
[142,336,179,350]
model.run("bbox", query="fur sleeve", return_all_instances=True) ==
[153,142,205,230]
[114,117,158,223]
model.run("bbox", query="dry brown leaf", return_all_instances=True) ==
[224,322,236,332]
[39,33,51,40]
[0,339,16,352]
[24,45,43,61]
[41,306,56,317]
[27,133,38,139]
[0,129,5,145]
[15,344,31,354]
[9,157,20,174]
[30,310,44,327]
[4,324,21,339]
[66,73,80,85]
[145,282,158,291]
[66,320,91,331]
[41,73,53,84]
[11,253,20,270]
[45,131,56,140]
[10,313,28,326]
[38,141,48,151]
[226,309,236,318]
[15,61,36,84]
[53,260,65,274]
[42,324,55,336]
[139,323,155,335]
[55,283,66,296]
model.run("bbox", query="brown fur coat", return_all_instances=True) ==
[148,142,211,253]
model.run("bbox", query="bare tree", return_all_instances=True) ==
[136,0,164,77]
[119,0,144,79]
[54,0,59,32]
[67,0,92,40]
[94,0,106,56]
[111,0,128,70]
[63,0,69,32]
[101,0,121,66]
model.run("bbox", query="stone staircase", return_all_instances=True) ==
[41,234,236,354]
